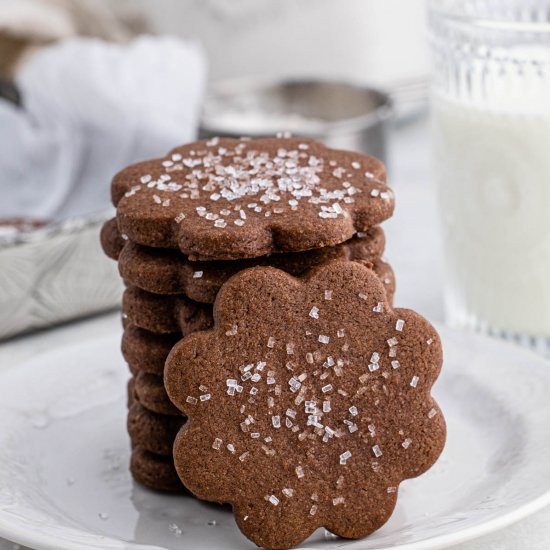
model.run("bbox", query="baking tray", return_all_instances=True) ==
[0,212,123,340]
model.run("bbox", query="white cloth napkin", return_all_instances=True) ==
[0,35,206,219]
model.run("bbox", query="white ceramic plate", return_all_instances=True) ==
[1,326,550,550]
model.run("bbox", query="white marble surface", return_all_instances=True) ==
[1,114,549,549]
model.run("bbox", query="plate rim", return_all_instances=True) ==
[1,325,550,550]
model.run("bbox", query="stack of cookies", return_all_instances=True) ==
[101,137,396,492]
[101,137,445,548]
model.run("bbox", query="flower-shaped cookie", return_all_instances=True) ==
[122,286,213,335]
[101,217,388,303]
[165,260,445,550]
[120,251,395,335]
[111,137,394,260]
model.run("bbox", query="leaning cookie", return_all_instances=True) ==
[165,260,445,550]
[130,446,184,493]
[111,137,394,260]
[102,221,386,302]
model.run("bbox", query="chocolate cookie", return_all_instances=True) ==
[165,261,445,550]
[100,217,127,260]
[122,325,181,376]
[128,402,185,455]
[134,371,181,416]
[111,224,386,303]
[127,377,136,408]
[122,287,213,335]
[361,258,395,304]
[111,137,394,260]
[122,257,393,338]
[130,446,184,493]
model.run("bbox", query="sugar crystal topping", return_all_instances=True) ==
[123,139,390,230]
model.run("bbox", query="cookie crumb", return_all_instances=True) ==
[168,522,182,536]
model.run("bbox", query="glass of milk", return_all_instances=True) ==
[429,0,550,352]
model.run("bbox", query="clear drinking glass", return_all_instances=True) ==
[429,0,550,352]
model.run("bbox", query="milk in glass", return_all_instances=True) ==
[429,1,550,348]
[434,101,550,337]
